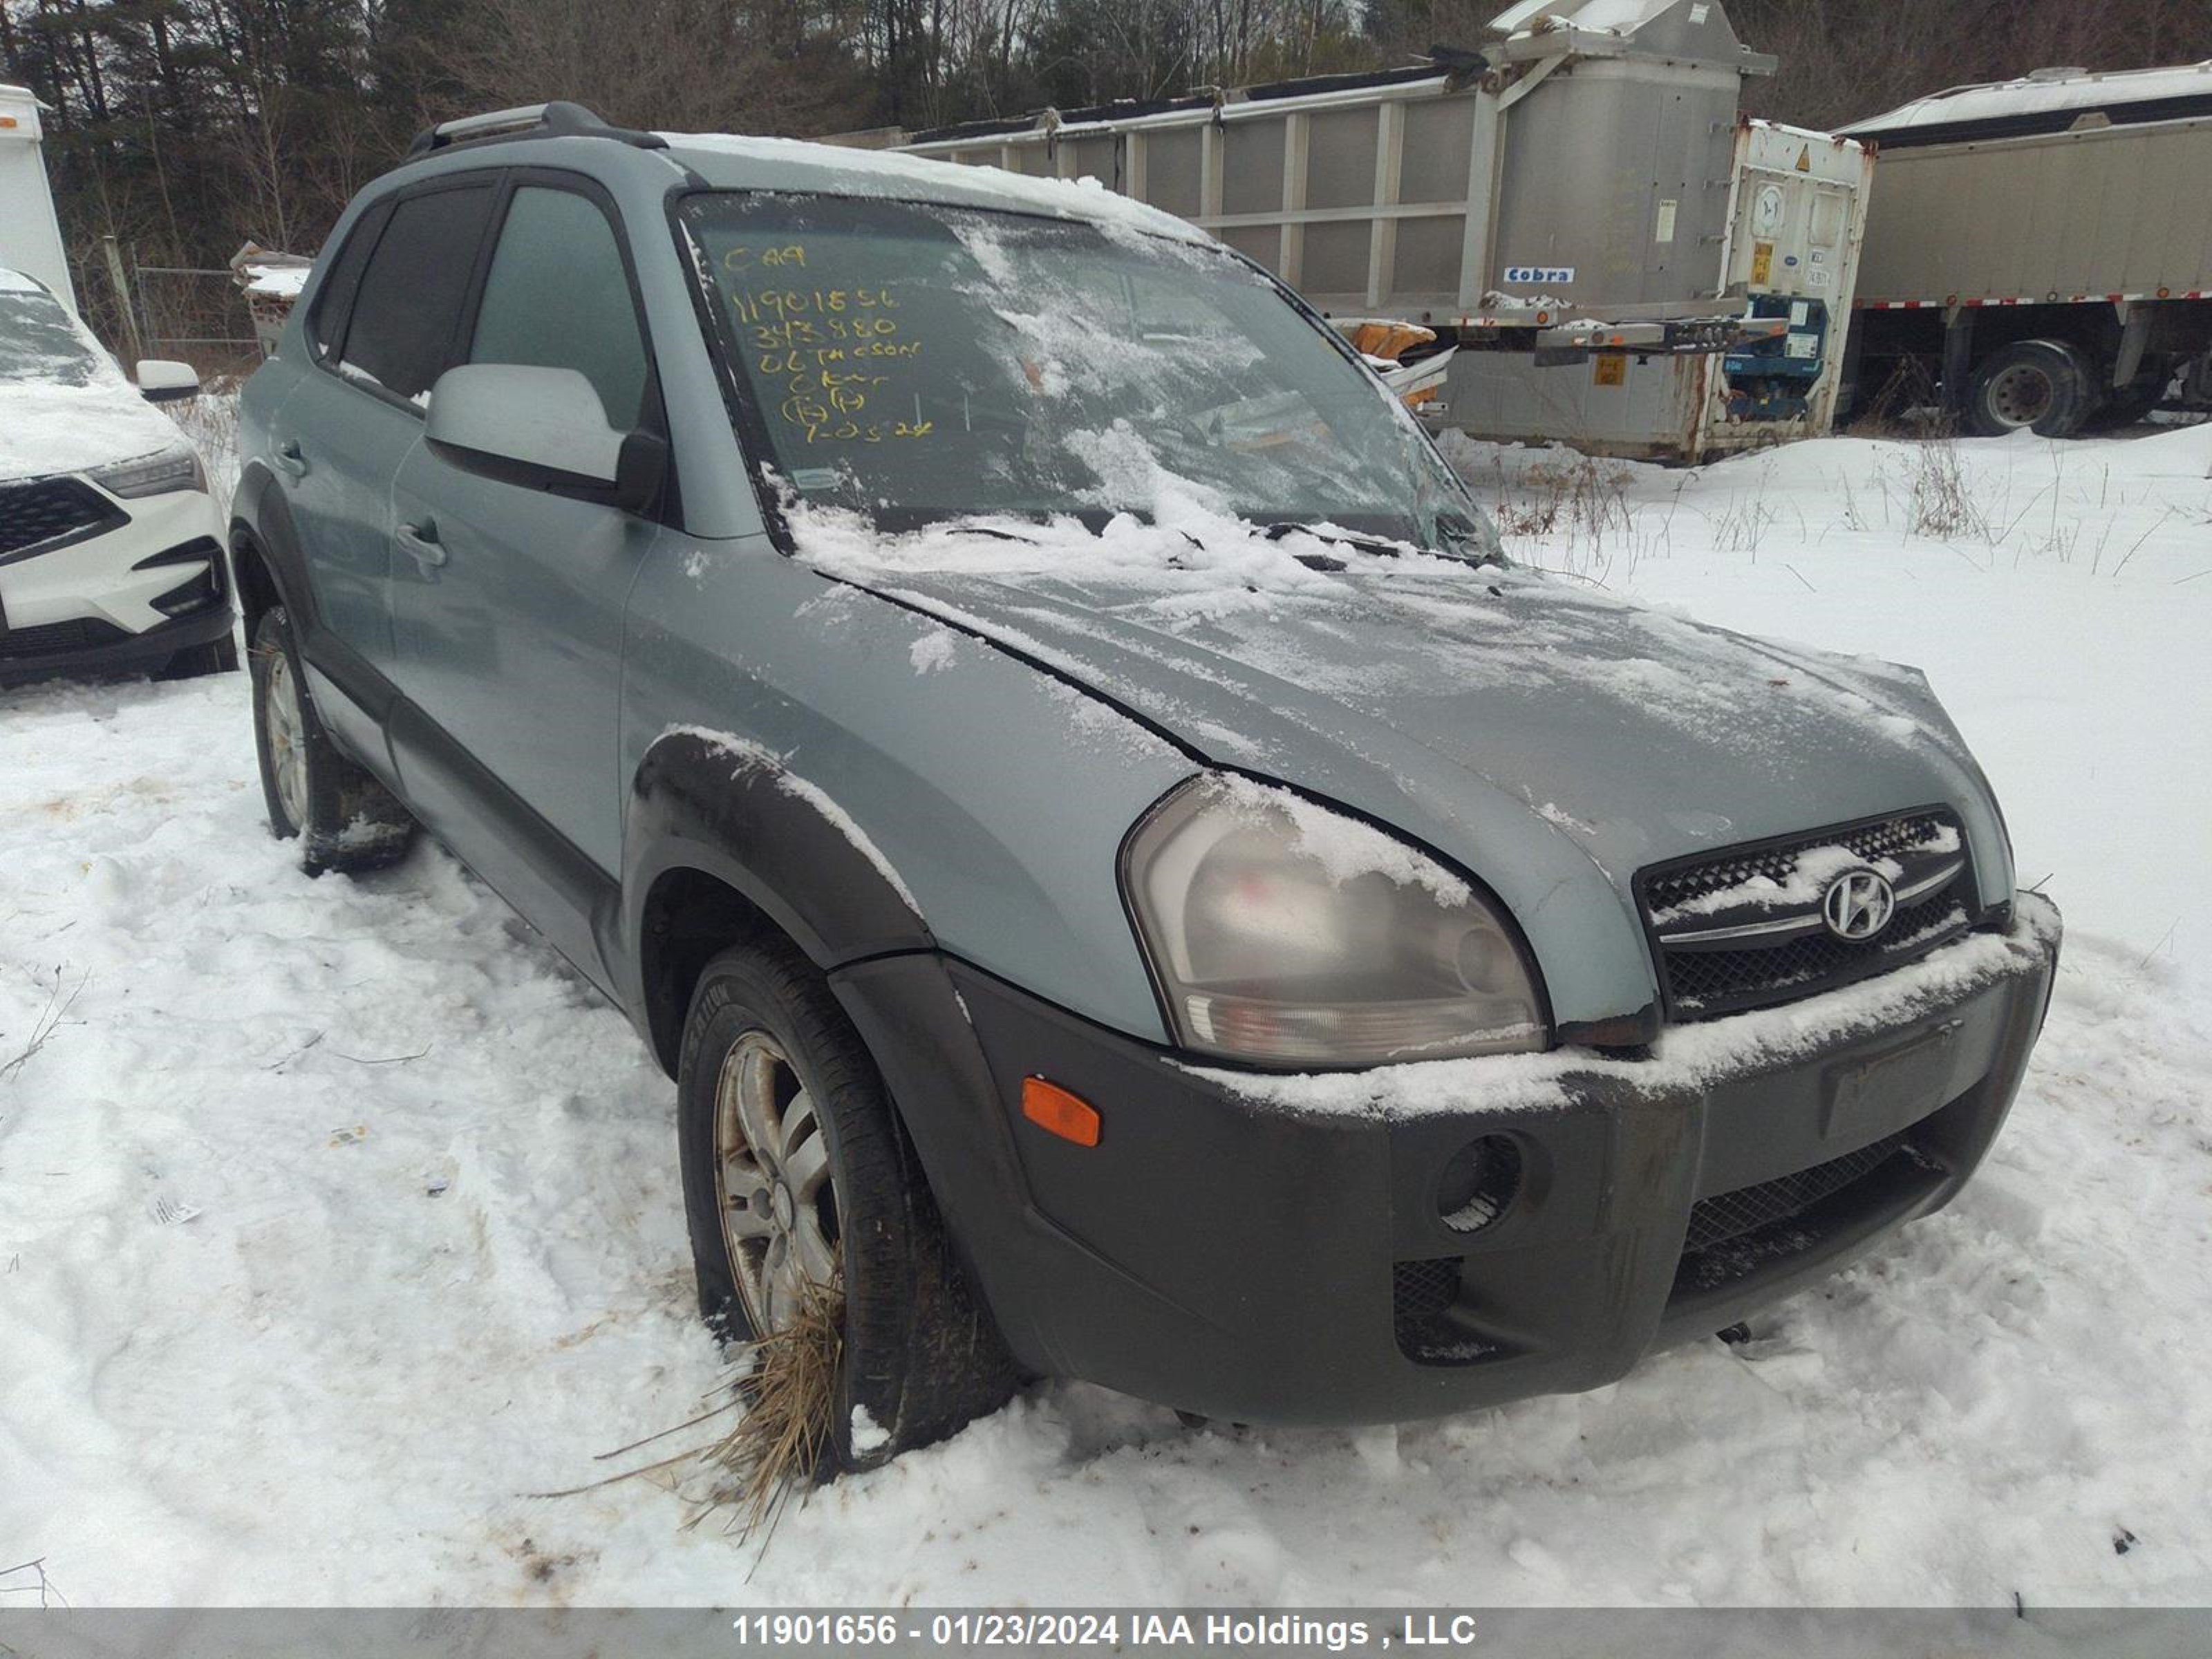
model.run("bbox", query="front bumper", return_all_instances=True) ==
[0,483,232,682]
[834,894,2061,1427]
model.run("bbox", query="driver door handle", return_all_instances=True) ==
[273,439,310,479]
[397,520,447,568]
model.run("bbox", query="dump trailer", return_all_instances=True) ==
[1841,62,2212,436]
[0,84,76,310]
[894,0,1873,462]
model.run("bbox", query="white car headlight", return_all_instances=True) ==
[88,444,205,499]
[1122,775,1546,1067]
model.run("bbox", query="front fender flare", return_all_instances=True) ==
[620,727,934,1062]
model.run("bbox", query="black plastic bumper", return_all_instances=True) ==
[831,905,2061,1427]
[0,601,235,684]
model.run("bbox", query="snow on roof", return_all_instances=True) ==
[1,267,47,292]
[1848,59,2212,135]
[1489,0,1670,37]
[242,263,310,299]
[657,131,1211,245]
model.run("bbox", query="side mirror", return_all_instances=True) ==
[136,359,201,403]
[425,364,665,514]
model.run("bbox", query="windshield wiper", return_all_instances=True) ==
[1262,523,1407,568]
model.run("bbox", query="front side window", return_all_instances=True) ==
[679,193,1489,554]
[0,286,109,387]
[469,186,649,429]
[337,184,496,404]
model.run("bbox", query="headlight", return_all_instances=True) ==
[1122,774,1546,1067]
[88,444,205,499]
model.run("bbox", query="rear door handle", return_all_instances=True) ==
[273,439,310,479]
[397,520,447,568]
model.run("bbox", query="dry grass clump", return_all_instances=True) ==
[1484,452,1634,538]
[696,1285,845,1540]
[533,1283,845,1555]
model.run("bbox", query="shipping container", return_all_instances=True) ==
[1841,62,2212,435]
[891,0,1874,460]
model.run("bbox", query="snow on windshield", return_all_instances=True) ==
[0,288,115,387]
[682,192,1480,549]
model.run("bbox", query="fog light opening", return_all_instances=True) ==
[1436,1134,1522,1235]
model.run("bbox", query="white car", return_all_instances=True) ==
[1,265,234,683]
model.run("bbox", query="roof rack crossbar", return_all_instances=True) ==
[405,100,668,158]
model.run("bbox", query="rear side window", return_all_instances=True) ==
[337,185,496,404]
[303,204,385,361]
[467,186,649,429]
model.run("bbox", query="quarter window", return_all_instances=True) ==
[336,185,496,404]
[468,187,648,429]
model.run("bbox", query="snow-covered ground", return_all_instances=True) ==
[2,425,2208,1608]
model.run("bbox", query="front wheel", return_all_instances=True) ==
[677,937,1017,1472]
[250,606,413,874]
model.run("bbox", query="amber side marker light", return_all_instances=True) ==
[1022,1077,1101,1147]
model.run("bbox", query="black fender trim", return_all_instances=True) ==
[228,463,316,638]
[621,728,932,1069]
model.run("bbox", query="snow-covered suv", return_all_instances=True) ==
[0,268,234,682]
[231,103,2060,1470]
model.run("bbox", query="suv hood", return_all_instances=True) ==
[793,509,2012,979]
[1,379,189,485]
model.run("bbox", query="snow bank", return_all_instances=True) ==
[3,429,2209,1607]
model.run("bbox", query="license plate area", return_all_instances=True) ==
[1822,1018,1965,1146]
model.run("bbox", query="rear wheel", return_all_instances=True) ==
[677,937,1017,1472]
[1965,339,2094,438]
[250,606,413,874]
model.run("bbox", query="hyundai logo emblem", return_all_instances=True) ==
[1821,870,1896,941]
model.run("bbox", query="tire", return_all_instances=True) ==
[249,606,413,874]
[677,937,1017,1472]
[1965,339,2094,438]
[154,633,240,681]
[2086,384,2161,432]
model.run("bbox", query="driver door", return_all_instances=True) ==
[385,176,666,966]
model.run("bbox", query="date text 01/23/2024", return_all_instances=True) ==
[727,1613,1487,1649]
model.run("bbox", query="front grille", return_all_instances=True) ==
[1392,1257,1497,1364]
[1674,1134,1940,1298]
[0,617,131,659]
[1393,1257,1460,1333]
[0,476,127,559]
[1685,1132,1910,1255]
[1640,809,1975,1020]
[1662,888,1971,1013]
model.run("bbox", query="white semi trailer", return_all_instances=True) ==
[893,0,1873,462]
[0,84,77,312]
[1841,62,2212,435]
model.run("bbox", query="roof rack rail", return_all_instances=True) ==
[405,100,668,159]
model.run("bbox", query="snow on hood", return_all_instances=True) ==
[1,288,191,483]
[785,478,1988,890]
[1,379,190,483]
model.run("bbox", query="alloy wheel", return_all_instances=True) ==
[711,1029,841,1332]
[263,650,310,832]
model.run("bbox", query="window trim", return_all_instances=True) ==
[319,171,503,420]
[303,196,391,365]
[456,167,667,446]
[443,166,677,525]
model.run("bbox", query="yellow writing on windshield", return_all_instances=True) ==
[726,247,933,447]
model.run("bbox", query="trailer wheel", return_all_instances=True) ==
[1966,339,2094,438]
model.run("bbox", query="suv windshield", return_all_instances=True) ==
[0,288,109,387]
[681,193,1490,554]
